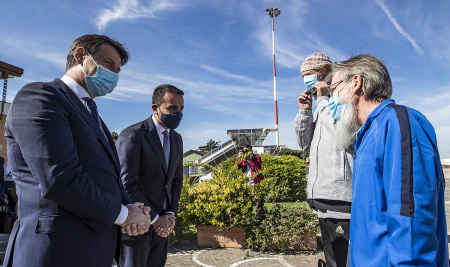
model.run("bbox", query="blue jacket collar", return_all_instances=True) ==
[355,99,395,149]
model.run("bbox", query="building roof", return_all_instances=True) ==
[0,61,24,79]
[183,150,207,157]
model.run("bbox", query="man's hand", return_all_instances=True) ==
[167,217,176,233]
[153,214,176,238]
[297,90,312,110]
[312,81,329,98]
[121,202,151,236]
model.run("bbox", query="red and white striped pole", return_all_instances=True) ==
[266,7,281,147]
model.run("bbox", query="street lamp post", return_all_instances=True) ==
[266,7,281,148]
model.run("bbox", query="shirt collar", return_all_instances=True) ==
[356,99,395,148]
[61,75,90,100]
[152,114,170,135]
[365,99,395,122]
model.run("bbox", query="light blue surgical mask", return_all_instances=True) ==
[303,66,326,93]
[303,74,318,93]
[327,80,354,120]
[82,54,119,97]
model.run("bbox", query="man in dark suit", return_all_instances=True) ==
[4,34,151,267]
[117,84,184,267]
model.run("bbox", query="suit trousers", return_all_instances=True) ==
[119,228,169,267]
[319,218,350,267]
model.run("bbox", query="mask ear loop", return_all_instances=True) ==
[156,106,164,122]
[345,75,363,104]
[88,53,99,66]
[80,53,99,77]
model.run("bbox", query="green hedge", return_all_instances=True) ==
[246,204,319,252]
[278,147,307,159]
[221,154,308,202]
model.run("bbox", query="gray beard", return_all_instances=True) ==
[333,100,360,150]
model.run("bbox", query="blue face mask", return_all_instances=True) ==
[303,74,318,93]
[158,108,183,129]
[83,54,119,97]
[328,92,346,120]
[327,80,354,120]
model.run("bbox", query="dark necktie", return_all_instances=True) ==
[82,97,100,125]
[163,130,170,170]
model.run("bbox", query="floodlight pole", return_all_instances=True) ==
[266,7,281,148]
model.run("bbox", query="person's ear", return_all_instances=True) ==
[151,104,158,113]
[352,75,363,95]
[74,47,86,65]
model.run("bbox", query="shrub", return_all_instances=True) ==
[221,153,308,202]
[246,204,319,252]
[176,164,259,230]
[260,154,308,202]
[173,176,196,239]
[278,148,306,159]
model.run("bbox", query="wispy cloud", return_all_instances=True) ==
[249,1,347,70]
[107,68,273,105]
[200,64,256,83]
[35,52,66,69]
[374,0,425,59]
[97,0,185,31]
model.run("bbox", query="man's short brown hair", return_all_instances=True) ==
[66,34,130,71]
[152,84,184,106]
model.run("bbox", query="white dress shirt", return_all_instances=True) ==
[60,75,128,225]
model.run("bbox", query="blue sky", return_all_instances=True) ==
[2,0,450,158]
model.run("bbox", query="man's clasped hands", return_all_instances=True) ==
[120,202,175,237]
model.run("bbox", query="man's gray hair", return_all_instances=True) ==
[334,54,392,103]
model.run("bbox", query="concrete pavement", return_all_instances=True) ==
[166,240,324,267]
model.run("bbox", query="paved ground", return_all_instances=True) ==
[166,240,324,267]
[0,169,449,266]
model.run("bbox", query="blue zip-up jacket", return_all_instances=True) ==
[350,99,448,266]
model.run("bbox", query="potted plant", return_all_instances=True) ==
[176,153,318,251]
[177,162,260,248]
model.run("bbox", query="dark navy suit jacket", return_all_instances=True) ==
[4,78,131,267]
[0,157,5,205]
[116,116,183,241]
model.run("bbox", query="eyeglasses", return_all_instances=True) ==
[327,80,343,95]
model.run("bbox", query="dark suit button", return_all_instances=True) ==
[160,202,164,206]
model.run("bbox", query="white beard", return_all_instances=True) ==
[333,99,360,150]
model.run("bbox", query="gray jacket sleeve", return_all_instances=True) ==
[294,108,314,154]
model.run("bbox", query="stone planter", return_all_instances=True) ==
[196,225,245,248]
[267,231,317,251]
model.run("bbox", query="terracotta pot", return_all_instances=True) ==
[196,225,245,248]
[267,232,317,251]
